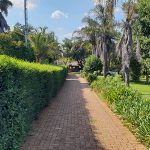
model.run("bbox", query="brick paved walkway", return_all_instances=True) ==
[21,74,147,150]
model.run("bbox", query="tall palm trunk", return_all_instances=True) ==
[117,20,133,86]
[124,66,130,86]
[24,0,28,47]
[103,41,108,77]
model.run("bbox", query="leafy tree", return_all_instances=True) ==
[70,43,87,69]
[137,0,150,37]
[83,55,102,74]
[134,0,150,59]
[62,38,91,68]
[0,33,35,61]
[142,58,150,82]
[74,16,98,55]
[74,0,117,76]
[62,38,73,57]
[0,0,13,32]
[92,3,116,77]
[29,27,60,63]
[0,23,36,61]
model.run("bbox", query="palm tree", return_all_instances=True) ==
[0,0,13,33]
[92,3,116,77]
[116,0,138,86]
[80,16,98,55]
[29,27,59,63]
[24,0,28,47]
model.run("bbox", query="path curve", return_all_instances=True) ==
[21,74,147,150]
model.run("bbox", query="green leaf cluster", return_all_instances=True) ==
[0,55,67,150]
[91,75,150,148]
[83,55,102,74]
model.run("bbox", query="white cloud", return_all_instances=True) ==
[51,10,68,19]
[10,0,36,10]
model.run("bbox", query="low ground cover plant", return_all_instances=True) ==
[91,75,150,148]
[0,55,67,150]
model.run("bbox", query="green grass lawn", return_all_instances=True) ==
[130,81,150,100]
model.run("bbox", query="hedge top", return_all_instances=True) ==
[0,55,64,72]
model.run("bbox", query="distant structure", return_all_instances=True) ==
[24,0,28,48]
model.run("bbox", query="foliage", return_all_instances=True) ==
[85,73,97,84]
[139,37,150,59]
[62,38,73,57]
[78,2,116,76]
[137,0,150,37]
[0,0,13,32]
[0,0,13,16]
[29,27,60,63]
[74,16,98,54]
[83,55,102,74]
[57,57,72,66]
[142,58,150,82]
[0,55,67,150]
[0,33,35,61]
[62,40,91,69]
[91,75,150,148]
[130,55,141,81]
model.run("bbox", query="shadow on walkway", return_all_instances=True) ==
[21,74,106,150]
[21,74,146,150]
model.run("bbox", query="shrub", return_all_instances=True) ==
[83,55,102,74]
[86,73,97,84]
[91,75,150,148]
[0,55,67,150]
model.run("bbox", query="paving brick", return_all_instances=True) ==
[21,74,147,150]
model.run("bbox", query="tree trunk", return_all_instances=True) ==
[103,42,108,77]
[124,67,130,86]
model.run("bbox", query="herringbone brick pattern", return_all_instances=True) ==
[21,74,147,150]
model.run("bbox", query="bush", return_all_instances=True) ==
[0,55,67,150]
[91,75,150,148]
[83,55,102,74]
[86,73,97,84]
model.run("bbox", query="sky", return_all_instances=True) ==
[6,0,124,42]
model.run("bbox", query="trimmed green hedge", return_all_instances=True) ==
[0,55,67,150]
[91,75,150,148]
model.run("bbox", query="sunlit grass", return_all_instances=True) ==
[130,81,150,100]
